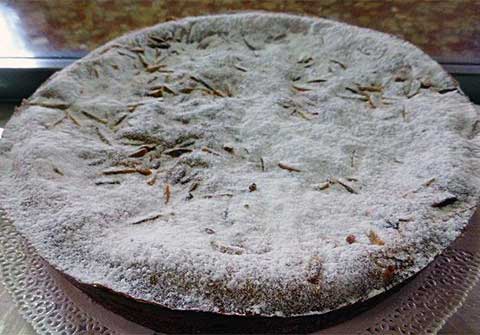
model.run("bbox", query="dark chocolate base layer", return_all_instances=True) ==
[65,271,411,334]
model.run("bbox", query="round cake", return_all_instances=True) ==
[0,12,479,318]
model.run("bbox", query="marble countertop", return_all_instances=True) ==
[0,0,479,67]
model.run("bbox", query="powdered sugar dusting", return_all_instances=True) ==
[0,13,480,316]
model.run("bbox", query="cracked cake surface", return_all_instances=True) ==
[1,12,480,316]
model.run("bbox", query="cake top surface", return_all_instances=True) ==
[1,12,479,316]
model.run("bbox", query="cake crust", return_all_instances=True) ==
[1,12,480,317]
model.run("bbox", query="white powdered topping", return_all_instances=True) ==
[0,13,480,316]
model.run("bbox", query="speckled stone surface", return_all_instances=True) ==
[3,0,480,63]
